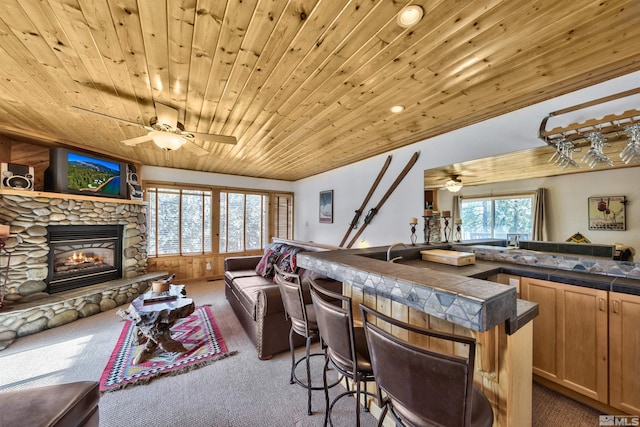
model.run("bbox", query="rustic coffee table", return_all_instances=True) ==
[118,284,195,364]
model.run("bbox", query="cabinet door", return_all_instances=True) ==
[521,278,608,403]
[557,284,608,403]
[520,278,560,381]
[610,292,640,413]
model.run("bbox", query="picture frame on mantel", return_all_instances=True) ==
[319,190,333,223]
[588,196,626,231]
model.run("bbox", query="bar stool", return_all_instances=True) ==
[274,266,333,415]
[309,278,376,427]
[360,304,494,427]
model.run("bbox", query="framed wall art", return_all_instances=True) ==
[588,196,626,231]
[319,190,333,223]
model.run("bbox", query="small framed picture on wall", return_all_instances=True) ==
[588,196,626,231]
[319,190,333,223]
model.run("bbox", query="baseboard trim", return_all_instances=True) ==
[533,375,627,415]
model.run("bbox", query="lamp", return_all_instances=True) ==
[444,177,463,193]
[149,131,187,151]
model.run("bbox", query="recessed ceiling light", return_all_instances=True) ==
[397,5,424,28]
[390,105,405,113]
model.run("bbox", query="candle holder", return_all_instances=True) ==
[442,215,451,243]
[409,223,417,245]
[423,215,432,244]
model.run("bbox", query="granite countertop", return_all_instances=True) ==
[399,256,640,296]
[299,242,640,336]
[297,245,526,334]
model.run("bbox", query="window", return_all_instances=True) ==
[460,194,534,240]
[147,187,212,256]
[219,191,268,253]
[147,184,291,257]
[273,193,294,240]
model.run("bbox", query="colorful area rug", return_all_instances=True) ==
[100,305,236,392]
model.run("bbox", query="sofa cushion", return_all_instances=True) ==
[232,275,279,320]
[225,269,259,283]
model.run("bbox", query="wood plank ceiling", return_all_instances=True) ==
[0,0,639,181]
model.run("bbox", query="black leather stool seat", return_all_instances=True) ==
[0,381,99,427]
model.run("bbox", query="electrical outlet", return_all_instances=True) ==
[206,262,212,271]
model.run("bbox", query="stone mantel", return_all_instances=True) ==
[0,189,150,349]
[0,189,147,205]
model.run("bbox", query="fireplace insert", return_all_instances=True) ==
[46,225,123,293]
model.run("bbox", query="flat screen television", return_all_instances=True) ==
[45,148,128,199]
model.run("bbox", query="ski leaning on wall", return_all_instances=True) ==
[346,151,420,249]
[339,155,392,248]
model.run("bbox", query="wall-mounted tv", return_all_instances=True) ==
[45,148,128,199]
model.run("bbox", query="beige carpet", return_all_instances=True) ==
[0,280,603,426]
[0,280,378,427]
[532,381,602,427]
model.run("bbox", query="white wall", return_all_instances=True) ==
[294,71,640,249]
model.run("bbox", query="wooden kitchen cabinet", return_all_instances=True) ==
[609,291,640,414]
[520,277,608,403]
[490,273,521,297]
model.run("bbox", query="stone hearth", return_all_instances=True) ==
[0,190,155,349]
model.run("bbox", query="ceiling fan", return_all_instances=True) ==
[73,102,237,156]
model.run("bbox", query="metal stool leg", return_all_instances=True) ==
[305,336,313,415]
[289,327,296,384]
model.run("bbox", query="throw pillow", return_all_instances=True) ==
[255,243,285,277]
[275,245,303,275]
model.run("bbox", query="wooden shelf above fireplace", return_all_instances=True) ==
[0,189,146,205]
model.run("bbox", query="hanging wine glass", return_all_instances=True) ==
[581,131,613,168]
[549,139,579,169]
[620,123,640,164]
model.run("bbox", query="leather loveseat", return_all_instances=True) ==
[224,239,340,360]
[0,381,99,427]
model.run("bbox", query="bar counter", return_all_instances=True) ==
[298,244,537,427]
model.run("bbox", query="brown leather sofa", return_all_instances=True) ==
[224,240,340,360]
[0,381,99,427]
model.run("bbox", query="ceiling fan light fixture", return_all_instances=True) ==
[149,131,186,151]
[444,177,463,193]
[397,5,424,28]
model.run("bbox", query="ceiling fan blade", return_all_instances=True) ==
[154,102,178,128]
[181,139,210,156]
[122,134,152,146]
[72,106,146,128]
[190,132,237,145]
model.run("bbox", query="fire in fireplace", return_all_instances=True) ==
[46,225,123,293]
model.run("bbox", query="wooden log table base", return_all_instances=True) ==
[118,285,195,365]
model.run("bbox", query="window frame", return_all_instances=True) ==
[460,192,535,240]
[146,185,213,257]
[144,181,293,258]
[219,190,269,254]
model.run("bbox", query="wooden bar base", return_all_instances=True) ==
[343,282,533,427]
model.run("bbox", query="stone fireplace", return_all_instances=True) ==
[0,191,165,350]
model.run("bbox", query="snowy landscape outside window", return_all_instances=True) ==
[460,194,534,240]
[147,187,212,256]
[219,191,268,253]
